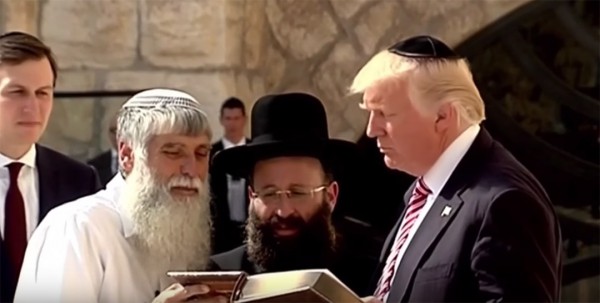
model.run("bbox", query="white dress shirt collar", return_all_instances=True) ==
[423,124,481,197]
[0,145,37,168]
[222,137,246,149]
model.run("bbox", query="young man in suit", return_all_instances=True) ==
[351,36,562,302]
[88,114,119,186]
[209,97,251,253]
[209,92,374,296]
[0,31,102,301]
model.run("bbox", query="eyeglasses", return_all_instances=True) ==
[251,185,328,206]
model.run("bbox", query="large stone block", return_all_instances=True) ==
[313,41,360,107]
[220,72,265,108]
[428,4,485,47]
[242,0,267,70]
[354,0,401,54]
[329,0,373,20]
[312,40,368,140]
[265,0,338,60]
[262,46,287,91]
[401,0,473,22]
[40,0,137,69]
[40,71,98,159]
[140,0,242,69]
[2,0,39,35]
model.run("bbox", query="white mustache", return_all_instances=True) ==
[167,176,202,190]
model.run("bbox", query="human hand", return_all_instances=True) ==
[361,296,383,303]
[153,283,228,303]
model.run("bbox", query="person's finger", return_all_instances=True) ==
[154,283,187,303]
[361,296,380,303]
[182,284,211,299]
[190,295,229,303]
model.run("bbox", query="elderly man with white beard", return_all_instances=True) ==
[14,88,225,303]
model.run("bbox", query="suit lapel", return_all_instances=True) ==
[387,128,494,302]
[388,193,464,302]
[35,146,60,223]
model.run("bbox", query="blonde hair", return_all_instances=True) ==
[350,50,486,125]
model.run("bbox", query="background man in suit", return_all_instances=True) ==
[88,114,119,186]
[350,36,562,302]
[209,92,373,296]
[209,97,251,253]
[0,31,102,301]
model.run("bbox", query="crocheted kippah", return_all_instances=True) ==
[122,88,206,114]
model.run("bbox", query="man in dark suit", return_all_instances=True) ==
[88,114,118,187]
[350,36,562,302]
[209,92,374,296]
[209,97,251,253]
[0,31,102,301]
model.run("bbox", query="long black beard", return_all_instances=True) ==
[246,202,337,272]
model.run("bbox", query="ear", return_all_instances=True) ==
[434,101,459,133]
[326,181,339,211]
[247,185,255,202]
[118,141,135,175]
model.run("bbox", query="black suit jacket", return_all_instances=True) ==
[0,145,102,302]
[209,138,251,254]
[87,150,115,187]
[372,128,562,302]
[211,241,374,297]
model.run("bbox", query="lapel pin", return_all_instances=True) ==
[441,205,452,217]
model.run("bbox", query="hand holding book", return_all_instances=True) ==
[166,269,363,303]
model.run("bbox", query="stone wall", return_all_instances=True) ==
[0,0,532,161]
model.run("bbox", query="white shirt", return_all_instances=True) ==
[0,145,39,240]
[14,175,176,303]
[222,137,246,150]
[110,149,118,174]
[222,137,248,223]
[384,124,480,302]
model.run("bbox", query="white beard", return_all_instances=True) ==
[120,162,212,272]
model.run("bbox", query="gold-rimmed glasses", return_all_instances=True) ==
[250,185,328,206]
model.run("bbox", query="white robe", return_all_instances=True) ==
[14,175,176,303]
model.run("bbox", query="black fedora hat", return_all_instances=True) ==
[212,92,358,179]
[388,35,462,59]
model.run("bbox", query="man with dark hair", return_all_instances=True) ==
[209,97,251,253]
[209,92,374,296]
[0,31,102,301]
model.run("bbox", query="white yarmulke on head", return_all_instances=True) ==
[122,88,206,114]
[116,88,213,157]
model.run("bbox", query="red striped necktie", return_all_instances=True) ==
[374,177,431,301]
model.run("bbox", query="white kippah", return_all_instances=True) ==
[122,88,206,114]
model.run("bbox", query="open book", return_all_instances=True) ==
[167,269,363,303]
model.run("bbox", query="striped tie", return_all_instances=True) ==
[374,177,431,301]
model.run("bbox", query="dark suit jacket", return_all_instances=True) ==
[87,150,115,187]
[211,241,374,297]
[371,128,562,302]
[209,138,251,254]
[0,145,102,302]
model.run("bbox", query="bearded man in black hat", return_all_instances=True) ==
[353,36,561,303]
[209,92,373,296]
